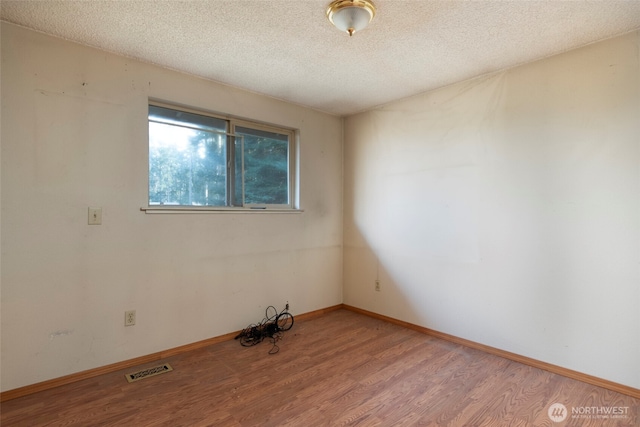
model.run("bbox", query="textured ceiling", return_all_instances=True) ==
[2,1,640,116]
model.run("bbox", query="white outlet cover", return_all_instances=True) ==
[125,310,136,326]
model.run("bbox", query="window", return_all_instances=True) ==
[148,103,295,210]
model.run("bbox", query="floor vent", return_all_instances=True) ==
[125,363,173,383]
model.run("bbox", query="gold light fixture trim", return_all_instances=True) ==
[326,0,377,36]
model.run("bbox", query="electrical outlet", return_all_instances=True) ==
[375,280,381,292]
[125,310,136,326]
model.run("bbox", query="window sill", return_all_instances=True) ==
[140,207,304,214]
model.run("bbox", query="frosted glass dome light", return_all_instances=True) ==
[326,0,376,36]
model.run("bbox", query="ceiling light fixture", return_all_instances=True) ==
[326,0,376,37]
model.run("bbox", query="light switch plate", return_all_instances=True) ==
[88,207,102,225]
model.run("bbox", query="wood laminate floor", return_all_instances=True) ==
[1,309,638,426]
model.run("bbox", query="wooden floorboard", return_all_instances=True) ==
[1,309,638,426]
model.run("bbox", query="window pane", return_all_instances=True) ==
[233,136,243,207]
[149,107,227,206]
[235,126,289,205]
[149,105,226,133]
[147,104,294,210]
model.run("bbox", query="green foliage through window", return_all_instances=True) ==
[148,104,293,208]
[235,126,289,205]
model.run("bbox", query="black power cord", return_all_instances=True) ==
[235,303,294,354]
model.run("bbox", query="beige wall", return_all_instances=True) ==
[2,21,639,393]
[344,31,640,389]
[0,23,343,392]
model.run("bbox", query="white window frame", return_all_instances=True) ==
[142,101,300,214]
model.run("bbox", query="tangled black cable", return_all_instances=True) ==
[234,303,294,354]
